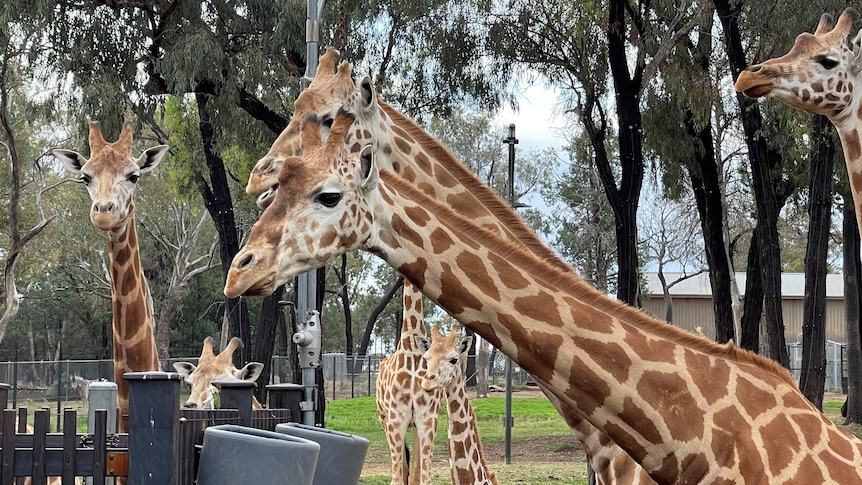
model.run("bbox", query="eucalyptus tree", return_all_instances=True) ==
[0,9,66,345]
[490,0,707,306]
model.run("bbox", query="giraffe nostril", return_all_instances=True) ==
[747,64,762,73]
[236,252,255,269]
[185,401,197,409]
[425,375,436,381]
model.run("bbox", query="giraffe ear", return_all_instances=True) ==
[359,144,379,192]
[173,362,196,379]
[137,145,169,172]
[358,77,377,113]
[413,335,430,353]
[234,362,265,382]
[459,336,473,358]
[852,29,862,74]
[52,149,88,174]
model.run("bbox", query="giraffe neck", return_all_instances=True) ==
[106,214,161,431]
[397,281,427,353]
[376,101,569,272]
[368,169,862,484]
[375,100,656,483]
[445,372,497,485]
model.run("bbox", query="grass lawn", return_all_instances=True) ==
[325,394,590,485]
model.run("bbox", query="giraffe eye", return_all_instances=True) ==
[315,192,342,208]
[79,174,91,185]
[449,358,458,365]
[322,116,334,128]
[128,173,140,183]
[818,57,839,70]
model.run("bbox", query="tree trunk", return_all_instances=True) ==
[195,93,251,367]
[357,275,404,357]
[337,255,354,354]
[715,0,787,367]
[603,0,645,306]
[739,232,763,353]
[476,338,490,397]
[155,284,183,360]
[843,190,862,424]
[685,111,736,344]
[253,287,285,403]
[799,115,834,409]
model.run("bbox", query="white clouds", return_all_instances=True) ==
[496,83,568,151]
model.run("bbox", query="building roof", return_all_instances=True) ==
[645,272,844,299]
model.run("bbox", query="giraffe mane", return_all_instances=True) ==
[378,100,569,271]
[381,170,798,388]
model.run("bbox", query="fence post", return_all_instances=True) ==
[0,383,9,409]
[216,380,255,427]
[126,372,182,485]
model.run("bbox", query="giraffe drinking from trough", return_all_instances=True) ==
[226,112,862,484]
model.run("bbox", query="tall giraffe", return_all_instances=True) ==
[419,324,497,485]
[247,48,654,485]
[173,336,264,409]
[52,121,168,432]
[375,280,442,485]
[225,113,862,484]
[735,9,862,235]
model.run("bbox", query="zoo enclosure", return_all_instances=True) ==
[0,341,847,409]
[1,373,294,484]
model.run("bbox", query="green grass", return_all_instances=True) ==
[325,395,589,484]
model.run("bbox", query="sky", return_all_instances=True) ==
[495,83,569,152]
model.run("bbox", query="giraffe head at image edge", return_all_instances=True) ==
[735,8,862,124]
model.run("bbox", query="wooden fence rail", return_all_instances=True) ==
[0,373,297,485]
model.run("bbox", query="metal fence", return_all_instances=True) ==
[1,343,845,409]
[0,352,537,408]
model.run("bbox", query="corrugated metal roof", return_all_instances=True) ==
[645,272,844,299]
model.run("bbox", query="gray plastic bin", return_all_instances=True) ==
[197,425,320,485]
[275,422,370,485]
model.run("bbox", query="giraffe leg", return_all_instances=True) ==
[413,413,439,484]
[382,412,410,485]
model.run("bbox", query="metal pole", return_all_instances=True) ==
[293,0,326,427]
[502,123,518,464]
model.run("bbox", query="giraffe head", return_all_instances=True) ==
[173,337,264,409]
[226,110,378,297]
[52,121,169,232]
[735,8,862,124]
[247,49,383,208]
[418,324,472,392]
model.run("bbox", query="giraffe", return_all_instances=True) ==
[734,8,862,237]
[247,48,655,485]
[173,336,264,409]
[52,122,168,432]
[225,113,862,484]
[375,280,441,485]
[419,324,497,485]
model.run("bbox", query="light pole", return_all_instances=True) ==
[502,123,518,464]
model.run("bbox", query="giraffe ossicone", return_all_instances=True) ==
[173,336,264,410]
[52,121,168,432]
[226,112,862,484]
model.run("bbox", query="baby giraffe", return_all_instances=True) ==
[419,324,498,485]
